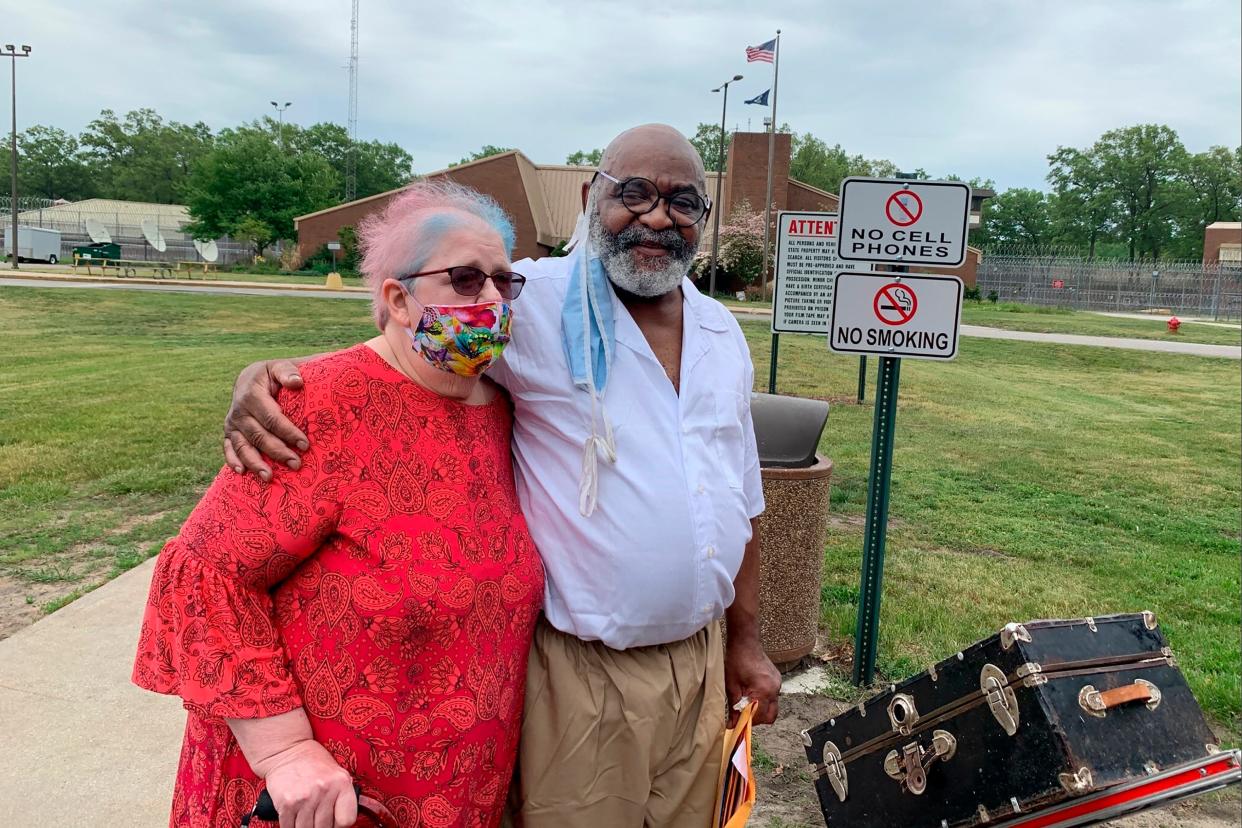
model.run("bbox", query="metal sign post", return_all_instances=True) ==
[853,353,900,685]
[834,175,970,686]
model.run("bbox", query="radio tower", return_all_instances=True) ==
[345,0,359,201]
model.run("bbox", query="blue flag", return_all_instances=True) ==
[745,89,770,106]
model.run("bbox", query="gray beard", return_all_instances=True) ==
[587,202,697,298]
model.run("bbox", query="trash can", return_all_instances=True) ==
[751,393,833,671]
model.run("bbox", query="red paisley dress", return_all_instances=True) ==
[132,344,544,828]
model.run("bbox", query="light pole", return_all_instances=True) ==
[5,44,30,271]
[270,101,292,149]
[708,74,742,297]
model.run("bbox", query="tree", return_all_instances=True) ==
[1174,146,1242,258]
[690,201,767,287]
[566,148,603,166]
[982,188,1054,248]
[688,123,728,172]
[17,126,94,200]
[1047,146,1114,259]
[290,121,413,201]
[787,131,900,194]
[231,214,275,257]
[450,145,514,167]
[183,129,338,245]
[1091,124,1189,260]
[80,108,214,203]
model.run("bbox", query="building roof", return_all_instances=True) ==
[17,198,189,228]
[788,179,841,205]
[1207,221,1242,230]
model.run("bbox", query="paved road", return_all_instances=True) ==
[1094,311,1240,329]
[6,277,1240,359]
[956,324,1240,359]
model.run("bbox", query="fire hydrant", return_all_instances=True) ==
[1167,316,1181,334]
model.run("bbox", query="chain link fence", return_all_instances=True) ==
[977,249,1242,321]
[9,205,259,267]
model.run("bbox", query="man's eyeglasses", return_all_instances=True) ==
[594,170,711,227]
[397,266,526,300]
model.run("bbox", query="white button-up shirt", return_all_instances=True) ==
[489,250,765,649]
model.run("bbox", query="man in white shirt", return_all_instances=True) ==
[223,124,781,826]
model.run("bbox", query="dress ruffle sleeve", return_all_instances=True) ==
[133,377,348,719]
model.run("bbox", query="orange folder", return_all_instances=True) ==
[712,698,758,828]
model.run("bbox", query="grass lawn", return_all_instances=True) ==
[206,271,365,287]
[745,323,1240,734]
[1,286,1238,735]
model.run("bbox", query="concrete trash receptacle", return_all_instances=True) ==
[750,393,833,671]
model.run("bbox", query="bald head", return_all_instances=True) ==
[598,124,707,190]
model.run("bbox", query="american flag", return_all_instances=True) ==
[745,38,776,63]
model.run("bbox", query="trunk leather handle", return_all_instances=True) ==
[1099,683,1154,708]
[1079,679,1161,717]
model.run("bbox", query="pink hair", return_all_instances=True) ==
[358,180,516,329]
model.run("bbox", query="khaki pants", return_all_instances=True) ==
[507,617,726,828]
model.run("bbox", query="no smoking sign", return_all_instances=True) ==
[829,271,963,360]
[873,282,918,325]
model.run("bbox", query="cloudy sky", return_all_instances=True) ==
[8,1,1241,190]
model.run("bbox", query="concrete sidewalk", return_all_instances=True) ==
[0,557,183,825]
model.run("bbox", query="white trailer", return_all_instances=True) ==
[3,226,62,263]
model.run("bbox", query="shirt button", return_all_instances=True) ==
[706,545,716,558]
[702,604,713,614]
[697,484,706,495]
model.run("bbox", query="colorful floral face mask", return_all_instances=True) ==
[405,299,512,377]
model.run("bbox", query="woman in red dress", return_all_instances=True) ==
[133,182,544,828]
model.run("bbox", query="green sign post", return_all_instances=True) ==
[833,174,971,686]
[852,355,900,684]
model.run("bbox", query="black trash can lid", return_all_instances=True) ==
[750,392,829,469]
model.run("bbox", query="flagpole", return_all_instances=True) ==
[760,30,780,303]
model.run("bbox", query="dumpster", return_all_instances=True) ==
[72,241,121,262]
[751,393,833,671]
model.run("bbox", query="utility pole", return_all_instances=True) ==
[345,0,360,201]
[269,101,292,149]
[708,74,742,297]
[4,44,30,271]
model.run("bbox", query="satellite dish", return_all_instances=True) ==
[193,239,219,263]
[141,218,167,252]
[85,217,112,244]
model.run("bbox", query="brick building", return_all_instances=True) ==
[295,131,985,285]
[1203,221,1242,266]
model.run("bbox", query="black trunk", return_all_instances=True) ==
[802,613,1220,827]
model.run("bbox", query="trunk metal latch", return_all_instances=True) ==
[883,729,957,795]
[820,741,848,802]
[981,663,1020,736]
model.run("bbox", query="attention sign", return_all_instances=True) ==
[772,211,848,334]
[828,271,964,360]
[836,178,972,268]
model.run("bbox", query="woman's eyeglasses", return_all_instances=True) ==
[595,170,711,227]
[398,266,526,300]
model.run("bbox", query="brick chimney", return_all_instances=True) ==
[723,131,792,220]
